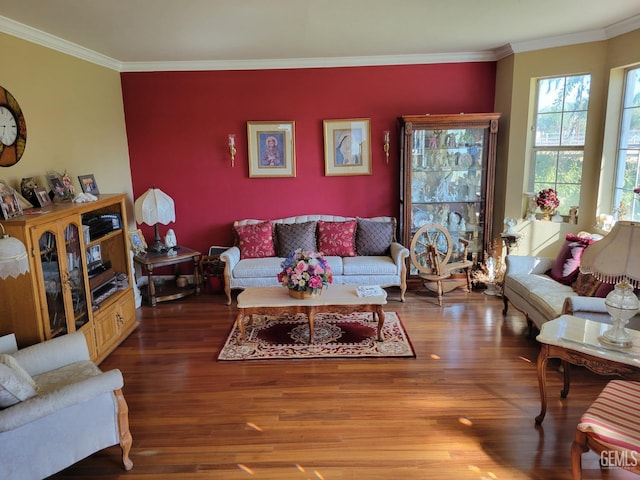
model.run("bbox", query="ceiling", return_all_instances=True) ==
[0,0,639,71]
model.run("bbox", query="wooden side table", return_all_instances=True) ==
[134,247,202,306]
[535,314,640,424]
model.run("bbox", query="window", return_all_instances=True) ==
[612,66,640,221]
[532,74,591,215]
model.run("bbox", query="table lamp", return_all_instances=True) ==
[0,223,30,279]
[580,220,640,347]
[134,187,176,253]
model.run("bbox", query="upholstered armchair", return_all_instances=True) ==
[0,332,132,479]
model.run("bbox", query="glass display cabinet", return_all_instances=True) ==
[0,194,136,363]
[399,113,500,280]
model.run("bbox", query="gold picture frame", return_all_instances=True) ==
[323,118,371,176]
[247,121,296,178]
[128,229,147,254]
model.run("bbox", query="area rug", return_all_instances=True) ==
[217,311,415,361]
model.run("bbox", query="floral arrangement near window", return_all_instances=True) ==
[634,186,640,195]
[536,188,560,220]
[278,249,332,297]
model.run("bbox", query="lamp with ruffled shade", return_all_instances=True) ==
[134,187,176,253]
[580,221,640,347]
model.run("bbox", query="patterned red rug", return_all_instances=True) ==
[217,311,415,361]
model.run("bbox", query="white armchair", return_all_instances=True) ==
[0,332,132,479]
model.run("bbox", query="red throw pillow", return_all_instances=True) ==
[317,220,357,257]
[549,234,595,285]
[234,221,275,259]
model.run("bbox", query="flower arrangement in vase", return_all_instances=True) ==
[536,188,560,221]
[278,249,333,298]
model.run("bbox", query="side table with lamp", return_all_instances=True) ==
[534,220,640,424]
[133,187,202,306]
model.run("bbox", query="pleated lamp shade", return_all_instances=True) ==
[580,220,640,288]
[134,187,175,226]
[0,224,30,279]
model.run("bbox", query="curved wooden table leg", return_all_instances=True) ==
[308,307,316,344]
[236,309,246,342]
[376,307,386,341]
[561,360,571,398]
[535,344,550,425]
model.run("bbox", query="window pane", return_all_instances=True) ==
[534,151,558,182]
[555,184,580,214]
[624,68,640,108]
[563,75,590,111]
[561,111,587,146]
[537,78,565,113]
[557,151,583,183]
[535,112,562,146]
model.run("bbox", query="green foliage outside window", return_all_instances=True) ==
[532,75,590,215]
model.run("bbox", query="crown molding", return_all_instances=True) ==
[119,51,496,73]
[1,13,639,72]
[0,15,121,70]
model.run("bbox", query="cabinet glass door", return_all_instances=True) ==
[38,229,66,337]
[409,127,487,270]
[64,223,89,331]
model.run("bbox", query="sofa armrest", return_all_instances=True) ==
[220,246,240,274]
[13,332,90,377]
[0,368,124,432]
[562,296,608,316]
[505,255,554,276]
[389,242,409,273]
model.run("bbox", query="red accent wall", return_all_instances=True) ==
[121,63,496,254]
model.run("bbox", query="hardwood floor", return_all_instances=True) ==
[52,288,637,479]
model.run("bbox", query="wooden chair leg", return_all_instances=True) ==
[571,430,589,480]
[114,388,133,471]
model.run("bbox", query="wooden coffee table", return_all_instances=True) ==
[235,285,387,344]
[535,314,640,424]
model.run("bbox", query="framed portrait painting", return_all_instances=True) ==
[323,118,371,176]
[247,121,295,178]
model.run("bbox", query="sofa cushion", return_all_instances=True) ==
[356,218,394,256]
[275,221,317,258]
[549,234,594,285]
[507,273,576,320]
[0,354,38,408]
[317,220,357,257]
[233,257,284,279]
[343,256,398,275]
[234,220,275,259]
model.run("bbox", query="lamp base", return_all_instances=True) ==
[599,328,633,348]
[148,239,169,254]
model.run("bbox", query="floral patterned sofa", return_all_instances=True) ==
[220,215,409,305]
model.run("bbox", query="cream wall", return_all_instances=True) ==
[0,33,133,220]
[495,31,639,257]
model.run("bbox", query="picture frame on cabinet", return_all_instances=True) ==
[78,174,99,194]
[34,187,52,207]
[323,118,371,176]
[0,182,23,220]
[128,229,147,254]
[247,121,296,178]
[47,172,72,200]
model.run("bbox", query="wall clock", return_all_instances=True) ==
[0,86,27,167]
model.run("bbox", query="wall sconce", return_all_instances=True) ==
[383,131,390,164]
[228,134,236,167]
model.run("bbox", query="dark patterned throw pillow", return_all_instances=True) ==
[356,218,395,256]
[275,221,317,257]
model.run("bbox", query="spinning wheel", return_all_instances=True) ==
[410,224,453,275]
[409,224,472,305]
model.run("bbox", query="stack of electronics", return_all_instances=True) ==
[82,213,122,242]
[88,261,117,307]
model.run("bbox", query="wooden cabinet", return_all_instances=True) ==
[0,194,137,364]
[399,113,500,280]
